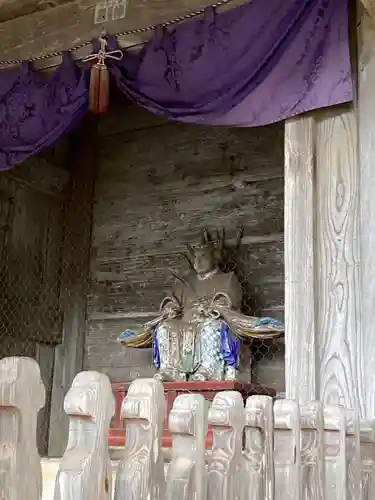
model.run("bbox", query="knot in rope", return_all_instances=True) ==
[84,37,123,66]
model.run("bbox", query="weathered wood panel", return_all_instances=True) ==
[86,102,285,388]
[6,156,70,199]
[0,152,69,456]
[0,168,65,348]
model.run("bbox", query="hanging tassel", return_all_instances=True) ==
[86,37,123,115]
[89,63,110,114]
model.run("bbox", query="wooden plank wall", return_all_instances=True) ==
[86,97,285,392]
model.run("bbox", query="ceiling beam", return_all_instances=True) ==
[0,0,244,64]
[0,0,75,23]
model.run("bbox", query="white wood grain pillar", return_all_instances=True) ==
[284,115,317,402]
[358,1,375,419]
[284,107,364,414]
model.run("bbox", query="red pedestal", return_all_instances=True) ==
[108,381,276,449]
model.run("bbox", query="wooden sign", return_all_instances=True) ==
[94,0,128,24]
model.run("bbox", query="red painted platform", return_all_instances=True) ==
[108,380,276,448]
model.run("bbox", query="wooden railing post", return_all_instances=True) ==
[166,394,208,500]
[243,395,274,500]
[346,409,362,500]
[207,391,244,500]
[273,400,301,500]
[323,406,347,500]
[114,378,165,500]
[53,371,115,500]
[300,402,324,500]
[0,356,45,500]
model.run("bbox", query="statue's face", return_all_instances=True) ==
[193,246,216,275]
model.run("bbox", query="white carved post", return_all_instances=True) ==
[273,400,301,500]
[243,395,274,500]
[166,394,208,500]
[300,402,324,500]
[323,406,347,500]
[0,357,45,500]
[53,371,115,500]
[207,391,244,500]
[114,378,165,500]
[346,410,362,500]
[361,420,375,500]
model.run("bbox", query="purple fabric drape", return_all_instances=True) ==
[0,54,88,171]
[0,0,352,171]
[109,0,352,126]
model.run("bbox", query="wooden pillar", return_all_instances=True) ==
[48,116,98,456]
[358,1,375,419]
[284,115,317,402]
[284,106,364,414]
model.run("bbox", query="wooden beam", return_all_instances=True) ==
[48,115,98,457]
[0,0,74,23]
[0,0,245,63]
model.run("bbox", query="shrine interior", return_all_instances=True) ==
[0,89,285,454]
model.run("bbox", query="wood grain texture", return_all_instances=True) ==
[53,371,115,500]
[207,391,244,500]
[0,357,46,500]
[284,116,316,402]
[166,394,208,500]
[0,0,245,62]
[243,395,274,500]
[357,1,375,420]
[114,378,166,500]
[86,102,285,386]
[315,108,362,412]
[273,399,301,500]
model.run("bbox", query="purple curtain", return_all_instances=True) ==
[0,53,88,171]
[109,0,352,126]
[0,0,352,171]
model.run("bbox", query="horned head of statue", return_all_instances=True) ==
[184,227,244,276]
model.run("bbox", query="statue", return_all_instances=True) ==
[118,229,284,382]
